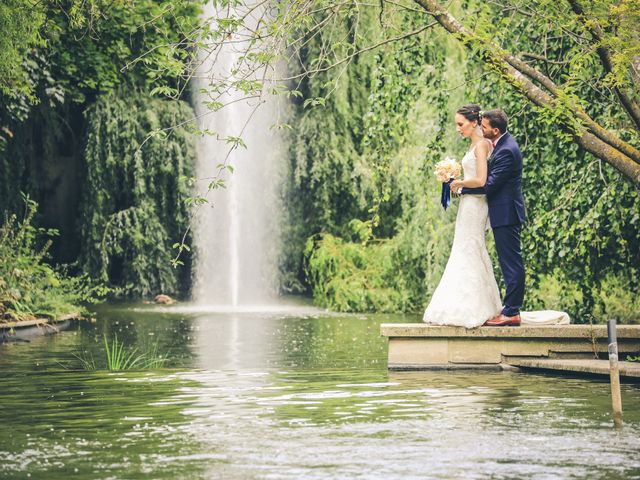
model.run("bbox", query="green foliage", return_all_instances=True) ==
[286,3,469,311]
[304,232,406,312]
[462,0,640,320]
[1,0,637,320]
[0,0,202,308]
[281,14,375,290]
[282,6,448,292]
[0,196,106,321]
[105,333,138,370]
[0,0,202,103]
[0,0,46,100]
[593,275,640,323]
[0,0,202,146]
[45,0,202,105]
[0,0,119,113]
[79,93,195,297]
[290,0,639,321]
[104,334,143,370]
[302,108,462,313]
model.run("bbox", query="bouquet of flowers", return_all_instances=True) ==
[434,156,461,210]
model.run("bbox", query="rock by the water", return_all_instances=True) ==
[154,294,177,305]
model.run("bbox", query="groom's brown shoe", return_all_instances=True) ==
[484,314,521,327]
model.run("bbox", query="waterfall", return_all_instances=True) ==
[191,2,283,306]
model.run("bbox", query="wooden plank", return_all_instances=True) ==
[507,358,640,378]
[0,312,81,329]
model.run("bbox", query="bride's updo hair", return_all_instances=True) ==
[456,104,482,123]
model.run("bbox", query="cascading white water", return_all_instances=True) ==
[191,2,283,306]
[228,176,240,306]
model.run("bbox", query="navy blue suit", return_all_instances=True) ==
[462,132,525,316]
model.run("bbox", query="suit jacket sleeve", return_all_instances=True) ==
[461,147,515,196]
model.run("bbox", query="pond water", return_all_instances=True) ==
[1,299,639,479]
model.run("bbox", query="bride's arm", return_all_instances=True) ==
[453,141,489,190]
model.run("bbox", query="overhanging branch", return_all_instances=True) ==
[412,0,640,185]
[567,0,640,131]
[281,21,438,81]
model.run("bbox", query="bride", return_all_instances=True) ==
[423,104,569,328]
[423,104,502,328]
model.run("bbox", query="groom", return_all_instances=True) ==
[451,109,526,326]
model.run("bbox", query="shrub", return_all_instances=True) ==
[0,196,105,321]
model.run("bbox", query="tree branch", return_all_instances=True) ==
[412,0,640,186]
[502,50,640,166]
[519,52,571,65]
[566,0,640,131]
[280,20,438,81]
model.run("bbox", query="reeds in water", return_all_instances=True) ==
[74,334,167,371]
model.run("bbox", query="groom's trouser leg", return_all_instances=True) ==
[493,224,525,316]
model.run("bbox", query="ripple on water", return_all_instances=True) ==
[1,306,640,479]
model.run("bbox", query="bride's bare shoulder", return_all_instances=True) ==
[476,139,492,156]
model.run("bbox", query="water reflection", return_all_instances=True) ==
[194,313,243,370]
[0,301,639,479]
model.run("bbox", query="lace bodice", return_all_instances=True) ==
[462,140,492,181]
[461,145,478,180]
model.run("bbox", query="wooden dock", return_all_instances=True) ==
[381,324,640,379]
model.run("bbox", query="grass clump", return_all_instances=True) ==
[74,334,168,371]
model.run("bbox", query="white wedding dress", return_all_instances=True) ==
[422,144,570,328]
[423,145,502,327]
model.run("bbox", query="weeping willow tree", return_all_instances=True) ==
[282,1,640,320]
[79,93,195,297]
[282,6,465,311]
[0,0,202,308]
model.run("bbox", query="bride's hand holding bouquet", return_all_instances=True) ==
[434,157,462,210]
[450,179,463,194]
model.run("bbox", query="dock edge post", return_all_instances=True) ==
[607,319,623,428]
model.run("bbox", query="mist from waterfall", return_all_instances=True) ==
[191,2,285,306]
